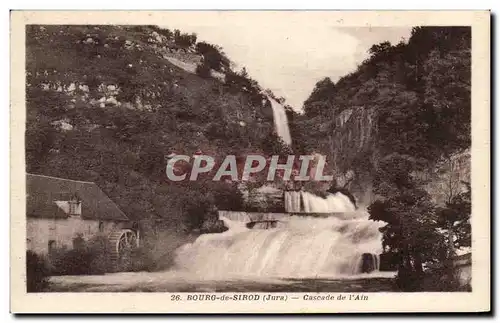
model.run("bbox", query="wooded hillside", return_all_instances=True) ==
[26,25,289,230]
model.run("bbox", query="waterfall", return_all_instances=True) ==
[173,211,383,279]
[168,93,384,281]
[284,191,356,213]
[267,96,292,146]
[284,191,302,213]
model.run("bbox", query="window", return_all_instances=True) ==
[68,200,80,216]
[69,201,77,215]
[48,240,56,253]
[99,221,104,232]
[132,222,139,231]
[72,234,85,250]
[68,193,81,216]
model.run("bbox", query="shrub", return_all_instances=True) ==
[86,235,114,274]
[174,30,197,47]
[213,182,244,211]
[72,233,86,250]
[49,235,113,275]
[418,266,470,292]
[26,251,50,292]
[396,265,471,292]
[116,228,196,272]
[395,269,425,291]
[195,62,211,78]
[50,246,92,275]
[195,42,229,72]
[200,218,228,234]
[379,251,399,271]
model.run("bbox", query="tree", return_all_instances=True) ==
[433,181,471,289]
[368,153,445,291]
[431,151,471,258]
[291,26,471,178]
[174,30,197,47]
[26,251,49,292]
[422,48,471,157]
[25,117,57,173]
[240,67,249,78]
[195,41,230,72]
[436,180,471,279]
[303,77,335,116]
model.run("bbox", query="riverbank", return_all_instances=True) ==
[47,272,398,292]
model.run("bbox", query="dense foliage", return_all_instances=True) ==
[293,27,471,171]
[26,251,50,292]
[195,41,230,72]
[293,27,472,290]
[26,25,288,231]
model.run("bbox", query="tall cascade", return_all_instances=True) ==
[173,193,383,279]
[267,96,292,146]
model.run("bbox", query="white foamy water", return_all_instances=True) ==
[284,191,356,213]
[50,193,392,291]
[284,191,302,213]
[173,207,384,279]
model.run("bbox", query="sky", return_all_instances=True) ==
[159,12,413,111]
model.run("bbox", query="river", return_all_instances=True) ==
[48,192,397,293]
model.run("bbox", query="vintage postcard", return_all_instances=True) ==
[10,10,490,313]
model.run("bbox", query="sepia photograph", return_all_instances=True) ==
[10,10,490,313]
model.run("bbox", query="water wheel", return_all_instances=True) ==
[108,229,139,263]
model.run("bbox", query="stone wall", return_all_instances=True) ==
[26,217,124,255]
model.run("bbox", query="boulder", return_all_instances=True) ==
[360,253,377,273]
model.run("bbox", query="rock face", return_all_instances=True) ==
[327,107,379,205]
[332,107,377,164]
[360,253,378,273]
[327,106,470,205]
